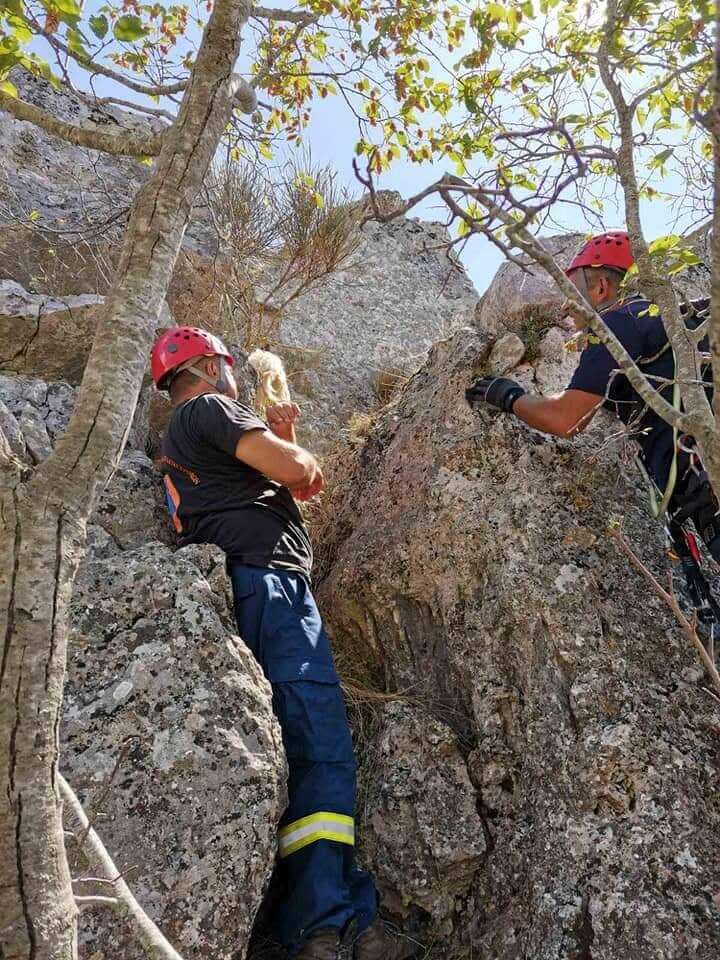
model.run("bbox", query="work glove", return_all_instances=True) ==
[465,377,525,413]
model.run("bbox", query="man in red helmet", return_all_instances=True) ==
[466,231,679,488]
[466,232,720,628]
[150,327,416,960]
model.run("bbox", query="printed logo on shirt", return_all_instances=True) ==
[159,455,200,485]
[163,475,183,533]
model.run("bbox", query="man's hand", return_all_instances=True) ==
[291,466,325,502]
[466,377,526,413]
[267,402,301,442]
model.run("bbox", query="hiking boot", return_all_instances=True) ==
[353,916,417,960]
[296,930,342,960]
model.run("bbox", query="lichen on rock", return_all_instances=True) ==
[317,324,720,957]
[64,542,287,959]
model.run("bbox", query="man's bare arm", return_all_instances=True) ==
[235,428,320,489]
[512,389,604,438]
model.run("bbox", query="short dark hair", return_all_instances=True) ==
[168,367,201,401]
[586,265,625,288]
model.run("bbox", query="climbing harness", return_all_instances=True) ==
[631,297,720,640]
[666,521,720,648]
[635,297,711,519]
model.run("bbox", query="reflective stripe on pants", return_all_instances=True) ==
[279,811,355,859]
[229,565,377,955]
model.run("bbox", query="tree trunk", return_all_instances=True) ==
[0,2,252,957]
[710,12,720,430]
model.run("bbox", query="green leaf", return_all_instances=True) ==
[113,14,147,43]
[89,13,109,40]
[66,27,87,56]
[648,146,674,170]
[7,15,32,44]
[28,210,41,222]
[486,3,507,21]
[649,234,680,254]
[32,55,62,89]
[0,79,18,97]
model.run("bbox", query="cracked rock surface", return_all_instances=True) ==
[317,326,720,958]
[64,543,287,960]
[361,702,486,930]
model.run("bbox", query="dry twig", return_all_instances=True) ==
[59,774,186,960]
[608,527,720,695]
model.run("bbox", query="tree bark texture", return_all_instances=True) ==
[709,14,720,427]
[0,2,253,958]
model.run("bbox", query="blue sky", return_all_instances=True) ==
[25,1,706,295]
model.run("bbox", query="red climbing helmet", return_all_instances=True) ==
[151,326,234,390]
[566,231,634,275]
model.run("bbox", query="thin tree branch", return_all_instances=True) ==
[59,774,186,960]
[74,895,121,911]
[0,90,162,158]
[629,56,708,113]
[93,95,176,124]
[252,5,316,24]
[23,10,189,98]
[608,527,720,696]
[77,738,137,849]
[357,162,688,432]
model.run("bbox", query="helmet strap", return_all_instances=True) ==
[572,267,591,305]
[171,356,231,395]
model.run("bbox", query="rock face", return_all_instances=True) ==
[1,75,479,450]
[277,215,478,449]
[0,371,156,477]
[94,449,176,550]
[0,69,159,236]
[362,703,486,930]
[317,327,720,958]
[475,233,583,336]
[0,279,173,385]
[64,542,287,960]
[0,371,77,462]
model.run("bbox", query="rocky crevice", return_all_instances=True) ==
[317,324,720,958]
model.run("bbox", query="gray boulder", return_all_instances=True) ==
[276,216,478,450]
[0,374,172,544]
[0,279,173,386]
[64,542,287,960]
[362,703,485,931]
[475,234,583,336]
[94,449,176,550]
[317,327,720,958]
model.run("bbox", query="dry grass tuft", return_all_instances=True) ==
[508,302,562,362]
[207,156,361,350]
[372,365,409,405]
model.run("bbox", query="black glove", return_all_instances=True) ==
[466,377,525,413]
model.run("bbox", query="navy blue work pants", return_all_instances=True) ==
[229,565,377,954]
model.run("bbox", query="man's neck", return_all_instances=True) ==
[171,384,219,408]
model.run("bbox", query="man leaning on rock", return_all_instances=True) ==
[151,326,415,960]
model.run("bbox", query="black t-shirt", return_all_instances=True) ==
[159,394,313,578]
[567,297,677,490]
